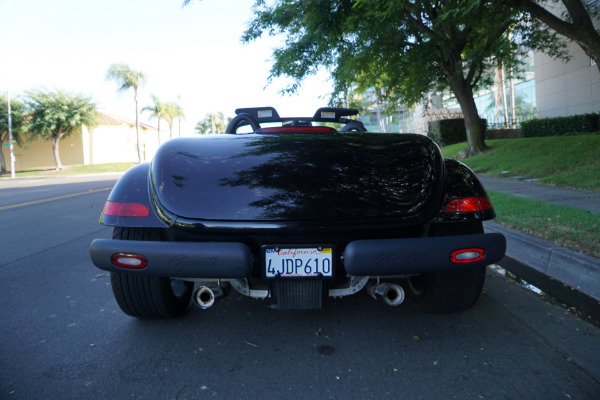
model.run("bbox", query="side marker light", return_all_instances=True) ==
[450,248,485,264]
[111,253,148,269]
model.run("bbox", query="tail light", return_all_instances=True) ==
[445,196,493,213]
[256,126,337,134]
[103,201,150,217]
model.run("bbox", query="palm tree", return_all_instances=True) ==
[106,63,145,163]
[142,95,166,145]
[176,95,185,137]
[194,112,228,134]
[163,102,185,139]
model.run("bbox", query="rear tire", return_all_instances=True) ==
[405,222,487,313]
[110,227,194,318]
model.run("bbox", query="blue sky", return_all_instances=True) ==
[0,0,332,134]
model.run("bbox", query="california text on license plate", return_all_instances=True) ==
[265,247,333,278]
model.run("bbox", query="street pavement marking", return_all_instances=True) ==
[0,187,112,211]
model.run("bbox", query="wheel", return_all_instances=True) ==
[405,222,487,313]
[109,227,194,318]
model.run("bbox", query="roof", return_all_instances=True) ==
[94,110,156,130]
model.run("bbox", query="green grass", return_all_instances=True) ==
[0,162,135,179]
[488,190,600,258]
[442,135,600,191]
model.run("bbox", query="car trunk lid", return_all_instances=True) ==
[150,133,445,223]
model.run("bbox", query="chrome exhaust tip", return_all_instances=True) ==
[193,286,215,309]
[373,283,405,307]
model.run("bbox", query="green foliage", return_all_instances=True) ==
[242,0,564,155]
[106,63,145,92]
[429,118,487,147]
[142,95,166,122]
[521,114,600,137]
[162,102,185,138]
[23,90,97,142]
[1,94,26,145]
[22,89,97,170]
[194,112,230,135]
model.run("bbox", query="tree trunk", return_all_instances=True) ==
[0,136,6,173]
[450,78,487,156]
[52,137,63,170]
[157,119,161,146]
[134,88,143,163]
[509,66,516,128]
[499,64,509,129]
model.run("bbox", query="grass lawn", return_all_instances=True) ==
[442,134,599,257]
[488,190,600,258]
[442,135,600,191]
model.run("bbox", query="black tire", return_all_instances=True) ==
[110,227,194,318]
[405,222,487,313]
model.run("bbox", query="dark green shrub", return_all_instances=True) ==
[428,118,487,146]
[521,114,599,137]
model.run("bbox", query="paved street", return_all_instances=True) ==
[1,176,599,399]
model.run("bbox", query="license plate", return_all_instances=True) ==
[265,247,333,278]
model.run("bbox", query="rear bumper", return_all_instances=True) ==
[90,232,505,278]
[343,233,506,275]
[90,239,253,278]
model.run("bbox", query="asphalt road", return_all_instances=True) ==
[1,176,599,400]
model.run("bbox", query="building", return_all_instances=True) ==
[2,111,165,172]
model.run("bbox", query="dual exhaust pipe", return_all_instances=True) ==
[194,281,405,309]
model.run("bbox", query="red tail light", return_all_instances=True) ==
[256,126,337,134]
[450,248,485,264]
[103,201,150,217]
[111,253,148,269]
[445,196,493,213]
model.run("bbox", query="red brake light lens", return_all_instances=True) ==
[256,126,337,134]
[445,196,493,213]
[103,201,150,217]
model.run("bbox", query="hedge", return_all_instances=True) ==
[521,113,599,137]
[427,118,487,146]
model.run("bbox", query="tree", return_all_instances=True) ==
[23,90,97,170]
[1,94,25,173]
[142,95,166,146]
[521,0,600,74]
[194,112,229,135]
[243,0,561,156]
[163,102,185,139]
[106,63,145,162]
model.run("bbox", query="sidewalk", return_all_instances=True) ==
[478,175,600,213]
[479,175,600,308]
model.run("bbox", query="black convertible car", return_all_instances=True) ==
[90,107,506,318]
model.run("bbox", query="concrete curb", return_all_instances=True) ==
[484,221,600,302]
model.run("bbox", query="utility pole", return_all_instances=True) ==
[7,88,16,179]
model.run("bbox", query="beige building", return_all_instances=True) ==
[535,39,600,119]
[2,111,166,172]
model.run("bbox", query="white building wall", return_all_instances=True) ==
[534,5,600,118]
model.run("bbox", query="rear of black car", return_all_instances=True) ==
[90,128,505,317]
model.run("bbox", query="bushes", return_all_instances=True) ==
[521,113,599,137]
[428,118,487,146]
